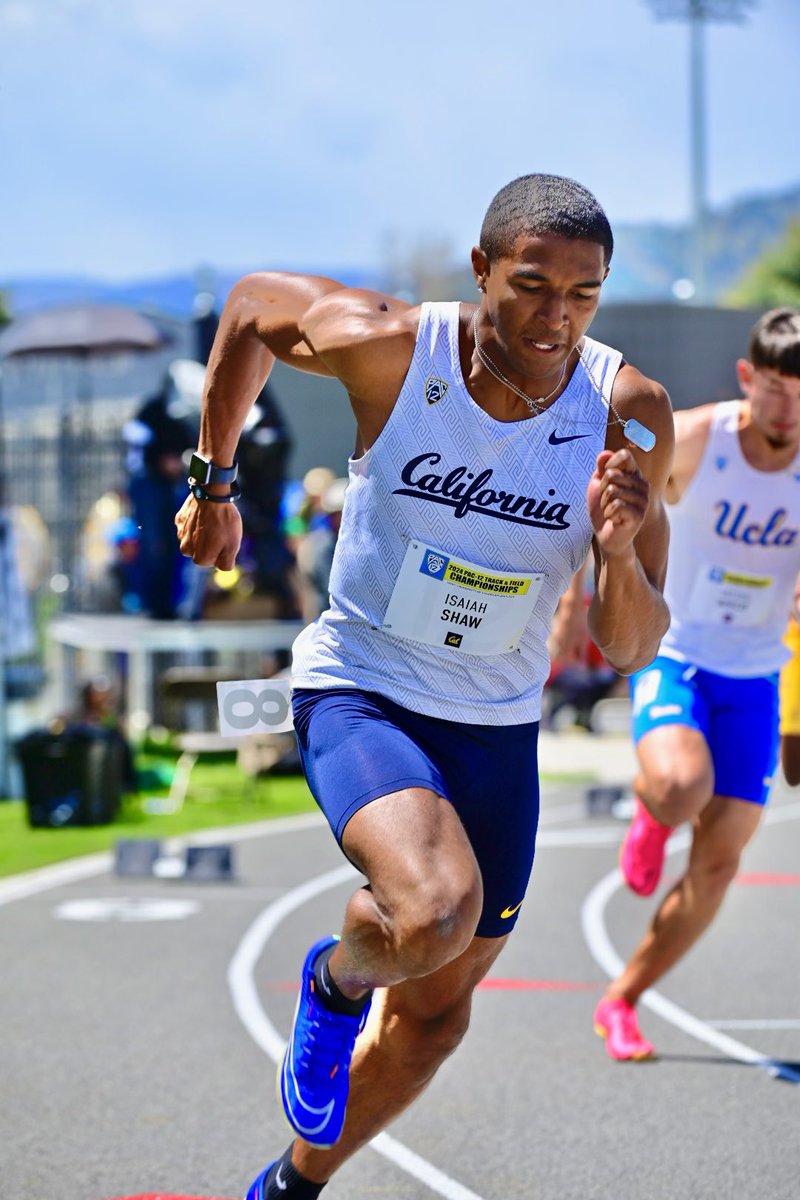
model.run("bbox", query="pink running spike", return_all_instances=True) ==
[620,799,671,896]
[594,997,656,1061]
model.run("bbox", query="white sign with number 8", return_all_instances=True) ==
[216,678,295,737]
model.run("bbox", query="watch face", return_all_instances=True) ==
[189,453,211,484]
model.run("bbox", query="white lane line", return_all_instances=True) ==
[0,852,114,905]
[227,865,487,1200]
[581,801,800,1084]
[708,1020,800,1030]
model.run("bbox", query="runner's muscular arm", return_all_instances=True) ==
[587,365,675,675]
[196,271,348,470]
[176,272,413,569]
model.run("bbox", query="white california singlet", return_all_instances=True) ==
[291,301,622,724]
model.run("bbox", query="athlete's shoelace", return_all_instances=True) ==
[296,994,361,1084]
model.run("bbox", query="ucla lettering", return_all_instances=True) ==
[714,501,798,548]
[395,452,571,530]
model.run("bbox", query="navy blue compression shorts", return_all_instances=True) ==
[292,687,540,938]
[630,655,779,806]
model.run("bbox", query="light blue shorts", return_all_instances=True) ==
[629,655,779,806]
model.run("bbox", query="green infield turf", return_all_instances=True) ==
[0,748,592,879]
[0,756,317,878]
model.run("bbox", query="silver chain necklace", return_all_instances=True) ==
[576,341,657,452]
[471,309,656,451]
[472,311,566,415]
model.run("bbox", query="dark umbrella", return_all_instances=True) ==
[0,303,165,358]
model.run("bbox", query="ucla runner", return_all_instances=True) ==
[594,307,800,1061]
[176,174,673,1199]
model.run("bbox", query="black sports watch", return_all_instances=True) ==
[188,452,238,486]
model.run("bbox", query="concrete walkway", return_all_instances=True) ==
[537,727,637,783]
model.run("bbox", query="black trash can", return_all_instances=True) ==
[15,726,125,828]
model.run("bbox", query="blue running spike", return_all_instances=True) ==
[245,1161,275,1200]
[279,935,371,1147]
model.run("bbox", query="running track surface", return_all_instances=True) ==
[3,781,799,1200]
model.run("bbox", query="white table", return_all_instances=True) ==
[48,613,305,728]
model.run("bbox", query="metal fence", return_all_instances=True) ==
[2,409,130,614]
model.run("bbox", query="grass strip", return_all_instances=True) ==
[0,756,316,878]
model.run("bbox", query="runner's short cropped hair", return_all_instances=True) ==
[749,308,800,378]
[480,174,614,265]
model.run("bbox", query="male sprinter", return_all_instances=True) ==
[177,174,673,1197]
[595,308,800,1059]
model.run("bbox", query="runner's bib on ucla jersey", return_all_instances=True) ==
[685,565,775,629]
[382,541,545,654]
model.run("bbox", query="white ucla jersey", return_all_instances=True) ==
[292,301,622,724]
[660,399,800,677]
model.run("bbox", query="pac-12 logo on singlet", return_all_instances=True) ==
[424,376,449,405]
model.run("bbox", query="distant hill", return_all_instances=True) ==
[2,185,798,315]
[603,184,800,302]
[0,267,382,320]
[0,273,219,318]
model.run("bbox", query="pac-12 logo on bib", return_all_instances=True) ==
[424,376,449,405]
[420,549,448,579]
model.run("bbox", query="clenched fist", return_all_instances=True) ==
[586,449,649,558]
[175,492,243,571]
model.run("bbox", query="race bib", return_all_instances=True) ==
[686,565,775,628]
[382,541,544,655]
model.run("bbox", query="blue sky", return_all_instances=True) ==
[2,0,798,281]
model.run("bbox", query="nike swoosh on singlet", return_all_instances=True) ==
[501,900,524,919]
[548,431,590,445]
[275,1165,288,1191]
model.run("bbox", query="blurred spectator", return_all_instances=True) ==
[124,368,205,620]
[127,350,292,620]
[71,674,138,793]
[294,476,348,622]
[236,384,295,614]
[283,466,336,556]
[0,508,35,662]
[1,507,38,708]
[89,516,144,614]
[192,290,220,366]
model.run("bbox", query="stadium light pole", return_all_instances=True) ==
[644,1,757,304]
